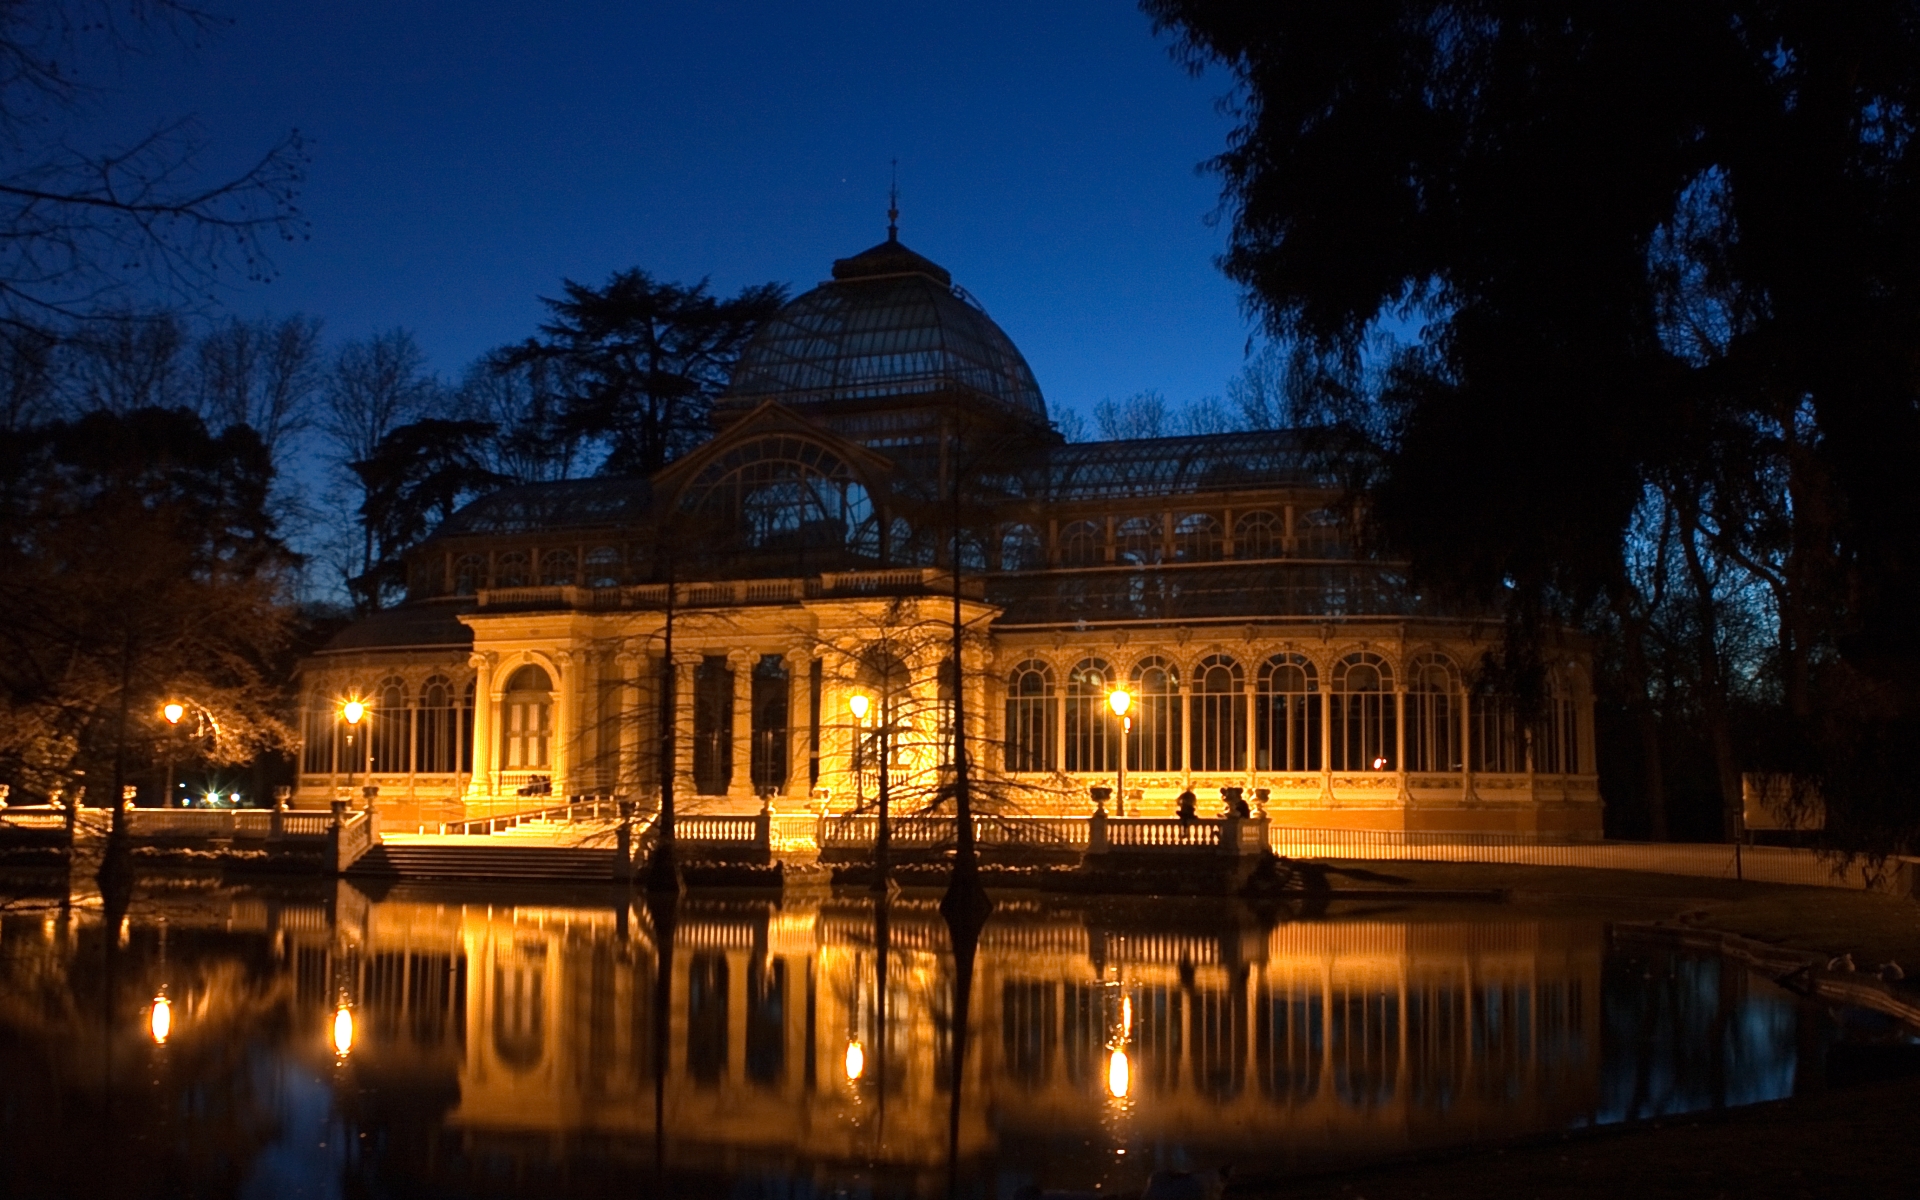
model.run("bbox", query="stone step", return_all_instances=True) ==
[351,842,617,882]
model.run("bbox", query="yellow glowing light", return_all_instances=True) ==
[1107,689,1132,718]
[149,995,172,1045]
[1121,993,1133,1038]
[1107,1048,1131,1099]
[163,702,185,725]
[341,700,366,726]
[844,1038,865,1081]
[332,1005,355,1057]
[848,693,871,721]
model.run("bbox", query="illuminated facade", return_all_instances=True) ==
[297,233,1602,837]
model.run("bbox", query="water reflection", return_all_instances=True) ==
[0,882,1895,1198]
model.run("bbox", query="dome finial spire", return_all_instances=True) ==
[887,158,899,242]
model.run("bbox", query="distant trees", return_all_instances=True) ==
[1147,0,1920,850]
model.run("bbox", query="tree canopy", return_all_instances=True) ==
[1146,0,1920,849]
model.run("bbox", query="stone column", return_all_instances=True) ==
[728,649,755,800]
[1245,672,1260,782]
[673,651,700,800]
[552,650,574,799]
[615,647,642,798]
[466,651,497,804]
[785,648,812,800]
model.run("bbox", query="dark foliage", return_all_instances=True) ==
[1147,0,1920,849]
[349,417,506,609]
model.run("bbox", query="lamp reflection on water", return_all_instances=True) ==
[149,994,172,1045]
[1107,1047,1131,1099]
[843,1038,865,1082]
[332,1004,355,1058]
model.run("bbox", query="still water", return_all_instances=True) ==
[0,881,1903,1198]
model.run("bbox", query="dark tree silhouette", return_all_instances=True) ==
[1147,0,1920,851]
[503,270,787,477]
[348,417,507,609]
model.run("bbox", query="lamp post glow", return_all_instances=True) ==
[844,1037,865,1082]
[340,699,366,798]
[161,702,185,809]
[1107,1046,1131,1099]
[1107,688,1132,816]
[149,994,173,1045]
[849,691,889,890]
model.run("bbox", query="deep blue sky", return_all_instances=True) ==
[112,1,1254,427]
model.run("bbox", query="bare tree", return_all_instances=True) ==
[192,313,324,462]
[1093,390,1168,440]
[320,328,439,605]
[0,2,307,329]
[63,307,188,413]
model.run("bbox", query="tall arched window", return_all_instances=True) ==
[1190,654,1247,772]
[369,675,409,773]
[539,548,576,586]
[1004,660,1056,773]
[584,545,622,588]
[1174,513,1224,562]
[1060,520,1103,567]
[1000,523,1044,571]
[1117,516,1162,566]
[461,680,476,772]
[502,664,553,771]
[454,554,485,595]
[495,551,530,588]
[1127,657,1181,772]
[1065,657,1118,773]
[1257,654,1321,772]
[1470,690,1523,773]
[680,436,876,558]
[1534,670,1581,774]
[1331,653,1395,771]
[1406,655,1461,772]
[416,675,459,773]
[935,657,958,768]
[1235,510,1281,559]
[1297,507,1349,558]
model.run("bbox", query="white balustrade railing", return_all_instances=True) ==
[0,805,70,830]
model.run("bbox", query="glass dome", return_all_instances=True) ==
[722,237,1047,422]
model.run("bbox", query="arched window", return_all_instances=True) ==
[1190,654,1247,772]
[1127,656,1181,772]
[1065,657,1118,773]
[1535,670,1581,774]
[369,675,409,773]
[301,692,335,775]
[461,679,476,773]
[1406,655,1461,773]
[1235,510,1281,559]
[454,554,485,596]
[1174,512,1224,562]
[935,657,958,768]
[1257,654,1321,772]
[1331,653,1395,771]
[494,551,530,588]
[1297,507,1349,558]
[584,546,622,588]
[680,435,876,559]
[502,664,553,770]
[1117,516,1162,566]
[1000,524,1044,571]
[1060,520,1103,567]
[1471,689,1523,773]
[539,548,576,586]
[1004,660,1056,773]
[416,675,459,773]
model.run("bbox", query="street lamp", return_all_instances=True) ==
[161,701,185,809]
[340,698,366,798]
[1107,688,1132,816]
[149,993,173,1045]
[849,692,890,890]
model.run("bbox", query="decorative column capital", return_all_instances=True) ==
[673,650,704,670]
[726,648,754,670]
[468,651,497,672]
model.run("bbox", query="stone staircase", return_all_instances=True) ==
[350,823,618,883]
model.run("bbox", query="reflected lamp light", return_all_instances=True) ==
[844,1037,865,1082]
[332,1004,355,1057]
[149,994,172,1045]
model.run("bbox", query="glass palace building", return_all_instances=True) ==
[296,233,1602,838]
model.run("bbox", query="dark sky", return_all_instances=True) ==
[115,0,1252,427]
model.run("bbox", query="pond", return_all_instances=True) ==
[0,881,1910,1198]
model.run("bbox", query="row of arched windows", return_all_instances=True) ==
[1004,654,1582,776]
[999,507,1351,571]
[301,675,477,776]
[440,546,631,595]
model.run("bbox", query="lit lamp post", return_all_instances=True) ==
[849,692,889,889]
[1107,688,1132,817]
[161,702,185,808]
[340,699,366,800]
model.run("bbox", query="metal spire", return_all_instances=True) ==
[887,158,899,242]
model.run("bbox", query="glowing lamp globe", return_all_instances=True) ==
[163,702,185,725]
[341,700,366,726]
[848,693,871,721]
[1107,689,1132,718]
